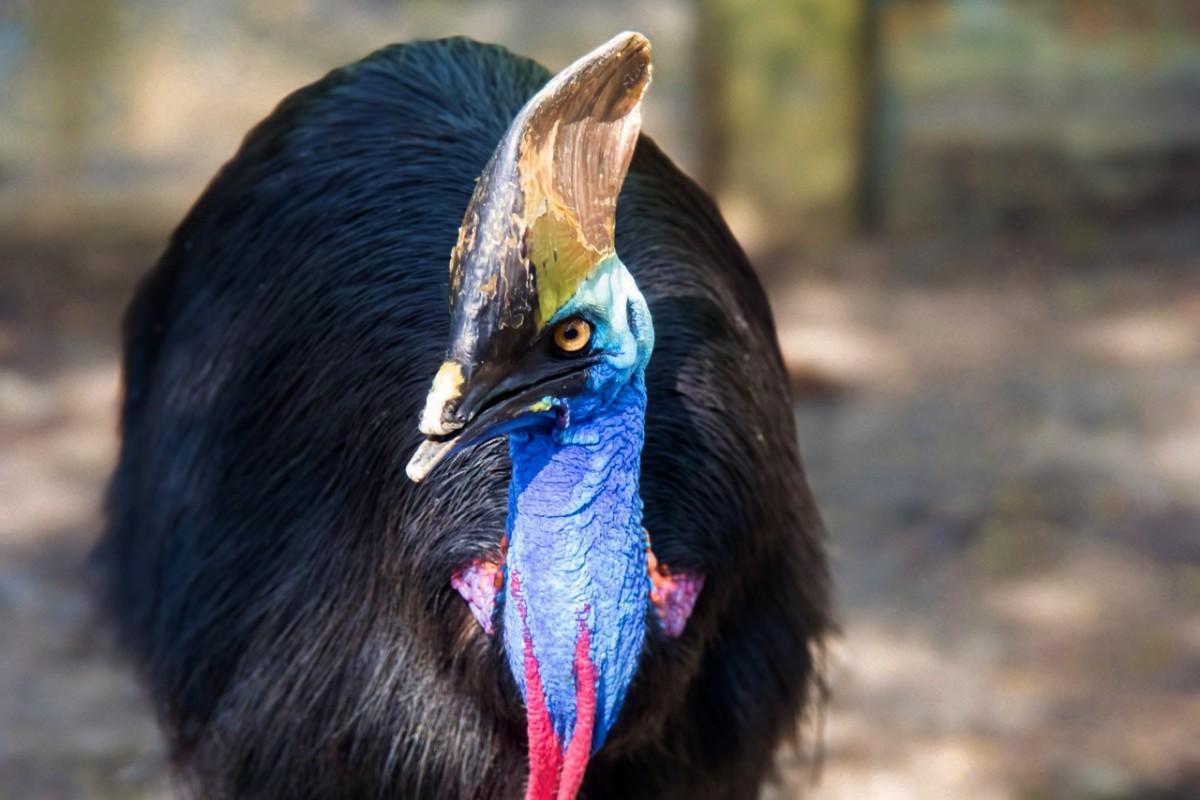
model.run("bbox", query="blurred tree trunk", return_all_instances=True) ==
[853,0,887,233]
[694,0,886,249]
[26,0,119,179]
[695,0,729,197]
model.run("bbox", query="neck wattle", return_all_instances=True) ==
[502,380,649,800]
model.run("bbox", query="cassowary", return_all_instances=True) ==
[96,32,830,799]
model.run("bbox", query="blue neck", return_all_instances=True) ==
[502,379,648,752]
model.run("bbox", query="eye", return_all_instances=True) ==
[552,317,592,355]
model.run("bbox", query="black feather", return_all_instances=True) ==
[95,37,831,799]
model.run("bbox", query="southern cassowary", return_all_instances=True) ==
[95,32,830,799]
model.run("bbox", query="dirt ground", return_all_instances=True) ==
[1,216,1198,799]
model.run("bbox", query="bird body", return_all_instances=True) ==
[97,34,829,800]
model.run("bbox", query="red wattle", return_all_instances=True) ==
[556,620,596,800]
[511,571,561,800]
[510,572,599,800]
[522,633,561,800]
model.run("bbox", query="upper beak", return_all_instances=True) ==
[405,357,593,482]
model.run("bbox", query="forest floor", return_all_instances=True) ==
[1,215,1198,799]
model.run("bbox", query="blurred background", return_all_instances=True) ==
[1,1,1198,797]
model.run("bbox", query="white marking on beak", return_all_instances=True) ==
[419,361,466,437]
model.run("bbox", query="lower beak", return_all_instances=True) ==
[405,363,591,482]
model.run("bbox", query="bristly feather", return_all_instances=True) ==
[95,37,831,799]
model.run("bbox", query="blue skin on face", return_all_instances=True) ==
[500,255,655,751]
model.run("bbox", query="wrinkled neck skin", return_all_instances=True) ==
[503,378,648,800]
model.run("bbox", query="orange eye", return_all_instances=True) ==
[552,317,592,354]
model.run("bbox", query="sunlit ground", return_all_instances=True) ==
[780,223,1200,800]
[2,216,1198,799]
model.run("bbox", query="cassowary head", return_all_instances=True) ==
[407,31,653,477]
[406,32,693,800]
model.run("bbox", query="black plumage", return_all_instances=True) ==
[96,38,831,799]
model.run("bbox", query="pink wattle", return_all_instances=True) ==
[510,571,598,800]
[450,559,501,634]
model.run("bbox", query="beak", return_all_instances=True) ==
[405,353,595,482]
